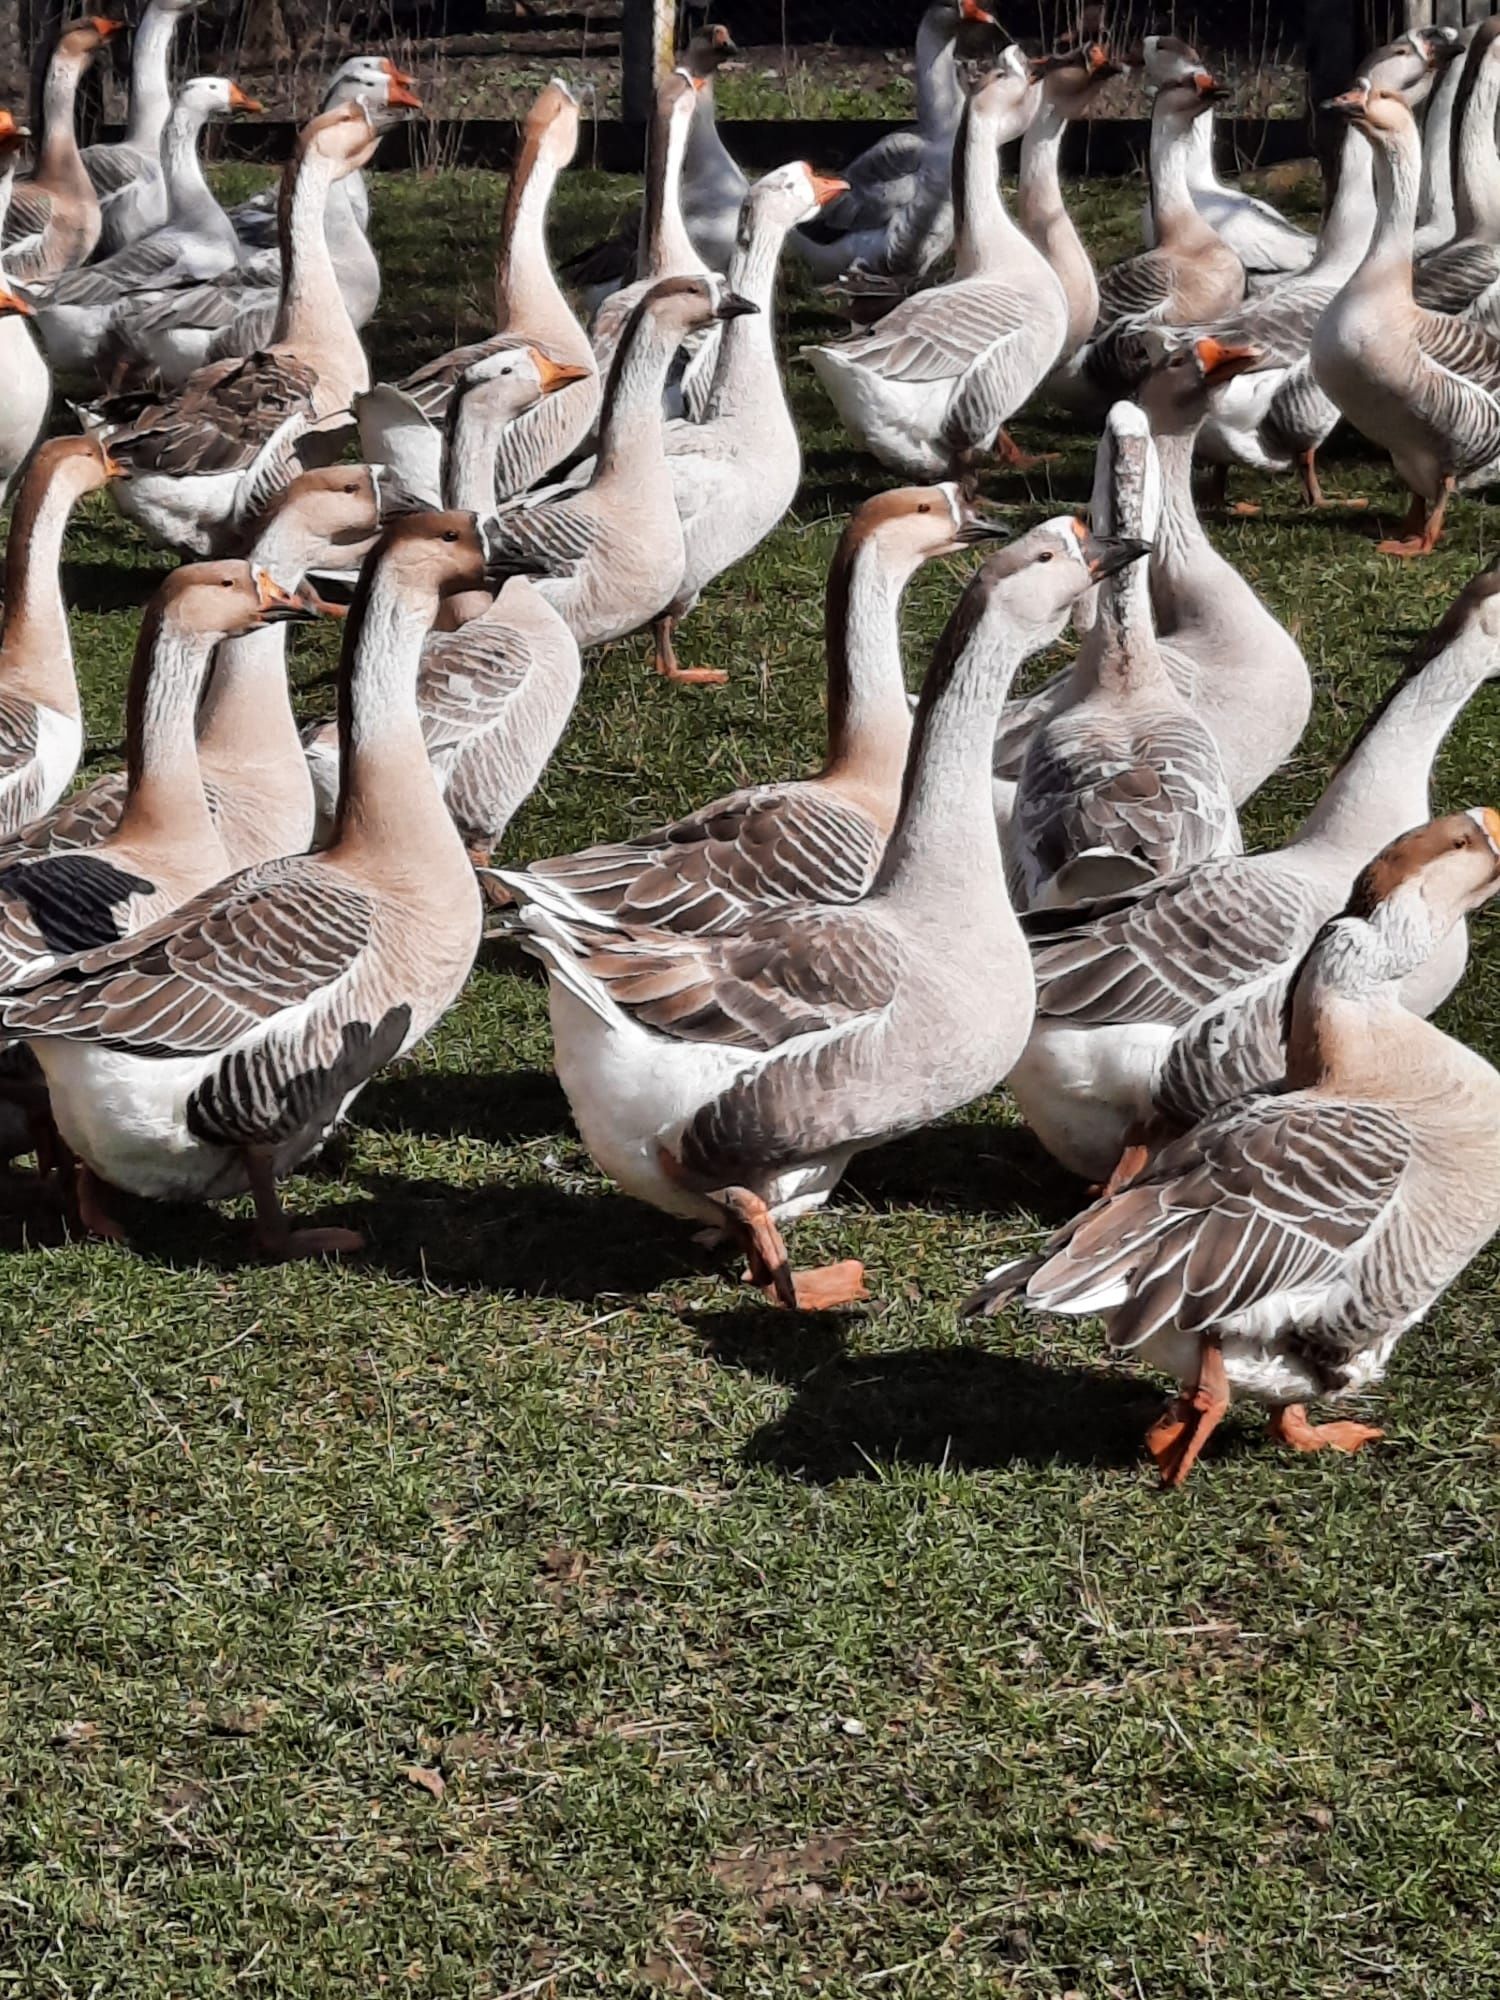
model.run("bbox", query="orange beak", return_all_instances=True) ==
[383,58,417,87]
[959,0,997,21]
[0,286,33,318]
[387,80,422,111]
[90,15,123,38]
[807,168,849,207]
[689,74,709,93]
[1481,807,1500,855]
[1192,68,1225,98]
[99,441,127,477]
[228,82,264,114]
[1194,336,1263,384]
[254,570,305,616]
[1085,43,1117,76]
[529,348,593,393]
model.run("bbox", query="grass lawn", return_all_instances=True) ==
[4,162,1500,1998]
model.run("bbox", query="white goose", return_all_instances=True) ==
[970,810,1500,1488]
[805,51,1066,482]
[509,521,1143,1310]
[83,0,206,251]
[1006,557,1500,1189]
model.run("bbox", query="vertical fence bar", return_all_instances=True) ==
[621,0,675,125]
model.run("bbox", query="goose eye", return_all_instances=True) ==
[917,502,930,514]
[1037,550,1053,563]
[442,528,460,542]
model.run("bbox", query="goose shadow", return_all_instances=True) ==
[60,558,174,614]
[691,1309,1161,1478]
[845,1118,1083,1226]
[355,1065,569,1148]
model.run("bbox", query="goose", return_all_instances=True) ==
[509,521,1143,1310]
[0,514,511,1258]
[1057,65,1244,408]
[792,0,998,283]
[480,275,755,670]
[111,60,419,391]
[497,484,1003,931]
[968,809,1500,1488]
[0,436,119,840]
[83,0,206,252]
[1310,84,1500,556]
[1012,406,1239,910]
[37,76,263,379]
[1018,43,1122,405]
[0,114,49,500]
[356,79,599,511]
[1412,20,1500,323]
[93,102,384,557]
[3,17,122,284]
[992,337,1309,812]
[0,466,397,874]
[1139,34,1314,280]
[1005,556,1500,1190]
[805,51,1067,482]
[1413,24,1467,256]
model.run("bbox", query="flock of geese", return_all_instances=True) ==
[0,4,1496,1486]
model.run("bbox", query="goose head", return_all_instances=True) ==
[1029,40,1123,113]
[744,160,849,234]
[0,108,27,160]
[324,53,423,119]
[24,434,122,504]
[966,44,1045,141]
[841,482,1008,584]
[681,23,737,76]
[1136,334,1267,431]
[157,561,312,641]
[513,78,581,174]
[253,465,388,583]
[641,272,758,340]
[1360,26,1464,106]
[658,67,702,131]
[302,99,384,180]
[964,517,1149,652]
[172,76,264,122]
[457,339,592,422]
[57,17,123,67]
[1345,809,1500,956]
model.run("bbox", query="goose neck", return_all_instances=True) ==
[446,394,508,512]
[495,128,565,323]
[115,618,219,849]
[638,106,697,277]
[1150,107,1209,241]
[331,570,456,855]
[951,98,1011,277]
[704,208,787,413]
[38,49,88,189]
[195,624,303,781]
[595,306,680,474]
[1147,425,1208,571]
[123,4,178,152]
[1018,102,1067,234]
[1285,918,1435,1089]
[0,464,89,717]
[1419,66,1459,233]
[1451,53,1500,238]
[820,537,916,812]
[160,100,217,220]
[1090,561,1159,689]
[1358,127,1419,298]
[1306,126,1375,280]
[916,14,964,139]
[273,142,357,351]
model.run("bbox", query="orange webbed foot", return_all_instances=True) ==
[788,1260,867,1310]
[1268,1405,1384,1456]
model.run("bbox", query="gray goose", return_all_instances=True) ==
[969,810,1500,1489]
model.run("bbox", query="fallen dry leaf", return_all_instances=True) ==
[710,1832,853,1911]
[49,1719,101,1751]
[403,1764,446,1801]
[538,1546,588,1588]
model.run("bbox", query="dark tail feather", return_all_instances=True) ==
[961,1252,1047,1319]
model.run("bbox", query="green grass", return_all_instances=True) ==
[4,165,1500,1997]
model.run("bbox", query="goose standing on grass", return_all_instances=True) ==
[0,437,120,838]
[37,77,264,380]
[0,515,512,1259]
[83,0,206,251]
[499,485,1003,930]
[510,521,1144,1311]
[1057,64,1244,409]
[1005,557,1500,1190]
[1012,407,1238,910]
[1311,85,1500,556]
[0,114,49,500]
[94,102,384,556]
[4,17,122,283]
[357,79,599,510]
[1138,34,1314,281]
[970,811,1500,1488]
[481,276,755,675]
[793,0,998,282]
[806,52,1067,483]
[1412,21,1500,323]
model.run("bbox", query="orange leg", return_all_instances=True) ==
[1267,1404,1384,1456]
[714,1183,866,1311]
[994,427,1059,473]
[1146,1338,1230,1488]
[1377,478,1452,557]
[652,614,727,688]
[246,1146,364,1261]
[1296,445,1365,511]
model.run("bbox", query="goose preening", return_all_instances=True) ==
[0,514,519,1256]
[93,102,384,556]
[970,811,1500,1487]
[4,16,122,284]
[508,521,1144,1310]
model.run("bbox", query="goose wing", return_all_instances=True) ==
[484,491,598,574]
[1015,1093,1411,1352]
[1414,241,1500,317]
[0,772,126,866]
[1096,249,1177,326]
[46,234,198,311]
[826,277,1039,385]
[1409,308,1500,468]
[83,144,149,197]
[100,352,320,476]
[1,179,53,250]
[417,620,536,754]
[0,850,157,978]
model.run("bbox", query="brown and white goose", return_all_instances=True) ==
[1011,406,1239,910]
[482,276,754,668]
[94,102,383,556]
[498,485,1002,931]
[0,514,506,1257]
[357,80,600,509]
[509,520,1142,1310]
[1411,20,1500,322]
[4,17,121,283]
[0,436,118,840]
[0,115,49,498]
[970,810,1500,1488]
[1006,557,1500,1188]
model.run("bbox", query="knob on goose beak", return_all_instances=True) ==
[715,291,759,321]
[528,348,593,394]
[1475,806,1500,858]
[228,82,264,114]
[1195,336,1265,385]
[1080,531,1152,581]
[253,571,314,621]
[90,16,124,39]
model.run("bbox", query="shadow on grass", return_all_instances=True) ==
[356,1065,567,1147]
[60,559,171,614]
[846,1118,1082,1224]
[694,1309,1160,1476]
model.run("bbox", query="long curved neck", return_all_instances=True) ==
[1307,124,1375,280]
[595,306,680,476]
[195,625,302,781]
[273,142,355,349]
[1090,558,1161,693]
[638,105,697,276]
[951,100,1008,277]
[124,4,178,152]
[1285,918,1429,1088]
[1451,53,1500,238]
[1182,107,1216,191]
[447,395,507,512]
[160,102,217,221]
[1151,108,1213,244]
[1419,61,1459,235]
[683,72,735,179]
[115,612,218,849]
[704,205,787,417]
[1357,127,1419,299]
[1147,421,1211,578]
[495,125,565,325]
[915,14,963,138]
[875,615,1023,909]
[820,538,916,814]
[0,463,90,716]
[1294,638,1491,860]
[37,50,89,196]
[1018,94,1098,339]
[332,570,453,856]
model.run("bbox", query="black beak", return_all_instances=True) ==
[372,466,438,521]
[1083,533,1152,580]
[714,292,758,321]
[479,517,570,583]
[957,510,1009,546]
[256,600,319,625]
